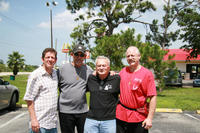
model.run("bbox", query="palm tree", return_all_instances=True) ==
[7,51,25,75]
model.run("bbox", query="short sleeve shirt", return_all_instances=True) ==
[86,74,120,120]
[58,63,93,114]
[116,66,157,122]
[24,66,58,129]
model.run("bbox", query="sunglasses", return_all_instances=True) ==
[74,53,85,57]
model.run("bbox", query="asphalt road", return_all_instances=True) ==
[0,107,200,133]
[152,111,200,133]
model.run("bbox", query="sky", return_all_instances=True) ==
[0,0,182,66]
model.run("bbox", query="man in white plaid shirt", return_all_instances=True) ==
[24,48,58,133]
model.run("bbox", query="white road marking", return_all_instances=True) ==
[0,112,26,129]
[184,113,200,121]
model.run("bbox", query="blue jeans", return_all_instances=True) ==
[84,118,116,133]
[29,128,57,133]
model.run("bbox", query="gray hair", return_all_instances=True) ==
[95,56,110,66]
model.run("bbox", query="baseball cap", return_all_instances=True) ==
[72,44,86,54]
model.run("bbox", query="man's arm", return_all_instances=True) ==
[142,95,157,129]
[26,100,40,133]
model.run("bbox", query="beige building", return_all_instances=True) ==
[164,49,200,79]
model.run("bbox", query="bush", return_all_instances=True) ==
[22,65,38,72]
[0,64,7,72]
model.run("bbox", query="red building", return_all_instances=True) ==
[163,49,200,79]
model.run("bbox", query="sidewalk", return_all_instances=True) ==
[0,72,31,76]
[182,79,193,87]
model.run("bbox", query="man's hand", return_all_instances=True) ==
[110,71,116,76]
[92,70,97,76]
[142,95,156,129]
[93,70,116,76]
[31,118,40,133]
[142,118,152,129]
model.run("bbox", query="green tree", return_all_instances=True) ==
[177,7,200,59]
[22,65,38,72]
[67,0,156,46]
[86,62,95,70]
[145,0,195,49]
[92,28,142,71]
[65,0,181,90]
[0,59,4,64]
[139,44,177,91]
[7,51,25,75]
[0,64,7,72]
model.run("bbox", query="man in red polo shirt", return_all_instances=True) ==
[116,46,157,133]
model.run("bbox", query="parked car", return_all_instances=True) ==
[164,70,183,87]
[193,75,200,87]
[0,78,19,110]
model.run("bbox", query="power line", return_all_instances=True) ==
[0,12,32,31]
[0,40,41,50]
[0,12,51,48]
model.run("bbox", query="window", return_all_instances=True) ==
[0,79,3,85]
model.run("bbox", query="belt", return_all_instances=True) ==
[118,101,137,111]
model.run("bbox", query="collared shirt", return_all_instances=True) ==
[24,66,58,129]
[86,74,120,120]
[116,66,157,122]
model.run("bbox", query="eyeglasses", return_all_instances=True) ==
[74,53,85,57]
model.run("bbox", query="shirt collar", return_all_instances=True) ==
[39,65,56,77]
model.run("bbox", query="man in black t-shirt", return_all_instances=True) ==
[84,56,120,133]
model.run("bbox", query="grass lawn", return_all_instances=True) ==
[2,74,29,105]
[157,87,200,111]
[2,74,200,111]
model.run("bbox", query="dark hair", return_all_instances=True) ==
[42,48,57,59]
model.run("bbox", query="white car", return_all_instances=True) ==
[0,78,19,110]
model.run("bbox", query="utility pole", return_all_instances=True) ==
[50,9,53,48]
[46,1,58,48]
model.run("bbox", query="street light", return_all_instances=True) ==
[46,1,58,48]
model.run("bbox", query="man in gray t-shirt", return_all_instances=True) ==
[57,44,93,133]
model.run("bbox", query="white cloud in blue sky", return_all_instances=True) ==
[150,0,165,7]
[0,0,9,12]
[0,0,9,22]
[38,9,83,30]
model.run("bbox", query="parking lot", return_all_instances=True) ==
[0,107,200,133]
[182,79,193,87]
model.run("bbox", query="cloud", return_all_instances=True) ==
[114,25,130,34]
[0,17,2,22]
[38,9,86,30]
[148,0,165,8]
[0,0,9,12]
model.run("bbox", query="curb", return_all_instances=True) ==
[197,110,200,114]
[17,105,199,114]
[17,104,27,108]
[21,104,28,108]
[156,108,183,113]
